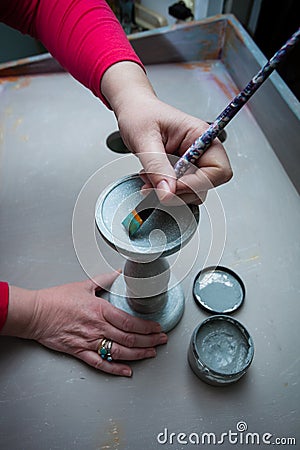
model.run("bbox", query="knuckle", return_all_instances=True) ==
[194,199,204,206]
[138,349,151,359]
[107,366,118,375]
[224,166,233,183]
[108,365,126,376]
[120,316,132,332]
[146,159,164,174]
[94,358,104,370]
[123,333,135,348]
[196,191,207,204]
[143,158,170,178]
[112,345,120,360]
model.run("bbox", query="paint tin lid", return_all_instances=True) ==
[193,266,245,314]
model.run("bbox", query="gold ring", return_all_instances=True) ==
[97,338,113,362]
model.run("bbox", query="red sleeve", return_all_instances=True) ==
[0,282,9,331]
[0,0,144,107]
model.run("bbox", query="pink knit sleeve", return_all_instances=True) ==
[0,282,9,331]
[0,0,144,106]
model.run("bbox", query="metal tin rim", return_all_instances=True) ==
[191,315,254,378]
[193,265,246,314]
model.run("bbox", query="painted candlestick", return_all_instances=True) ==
[95,174,199,332]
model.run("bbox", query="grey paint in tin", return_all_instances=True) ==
[188,315,254,386]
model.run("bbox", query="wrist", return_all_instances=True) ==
[0,286,38,339]
[101,61,157,117]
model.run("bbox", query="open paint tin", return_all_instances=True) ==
[188,315,254,386]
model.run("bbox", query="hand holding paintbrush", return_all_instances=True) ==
[123,27,300,237]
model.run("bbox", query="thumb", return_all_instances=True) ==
[87,270,121,293]
[137,148,177,202]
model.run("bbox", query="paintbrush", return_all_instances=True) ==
[122,27,300,237]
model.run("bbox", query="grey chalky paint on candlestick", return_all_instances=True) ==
[97,174,199,261]
[95,174,199,331]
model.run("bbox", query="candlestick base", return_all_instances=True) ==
[109,274,185,332]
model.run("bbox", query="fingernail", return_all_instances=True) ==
[157,179,171,192]
[159,334,168,344]
[156,180,172,202]
[122,368,132,377]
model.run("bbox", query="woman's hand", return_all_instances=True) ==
[101,62,233,205]
[1,272,167,377]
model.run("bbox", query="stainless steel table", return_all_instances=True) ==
[0,15,299,449]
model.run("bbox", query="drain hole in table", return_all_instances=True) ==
[106,131,130,153]
[106,125,226,155]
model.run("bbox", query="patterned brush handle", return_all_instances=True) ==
[174,27,300,178]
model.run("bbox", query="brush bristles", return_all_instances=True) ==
[122,210,143,236]
[122,190,159,236]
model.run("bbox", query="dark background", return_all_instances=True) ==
[253,0,299,100]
